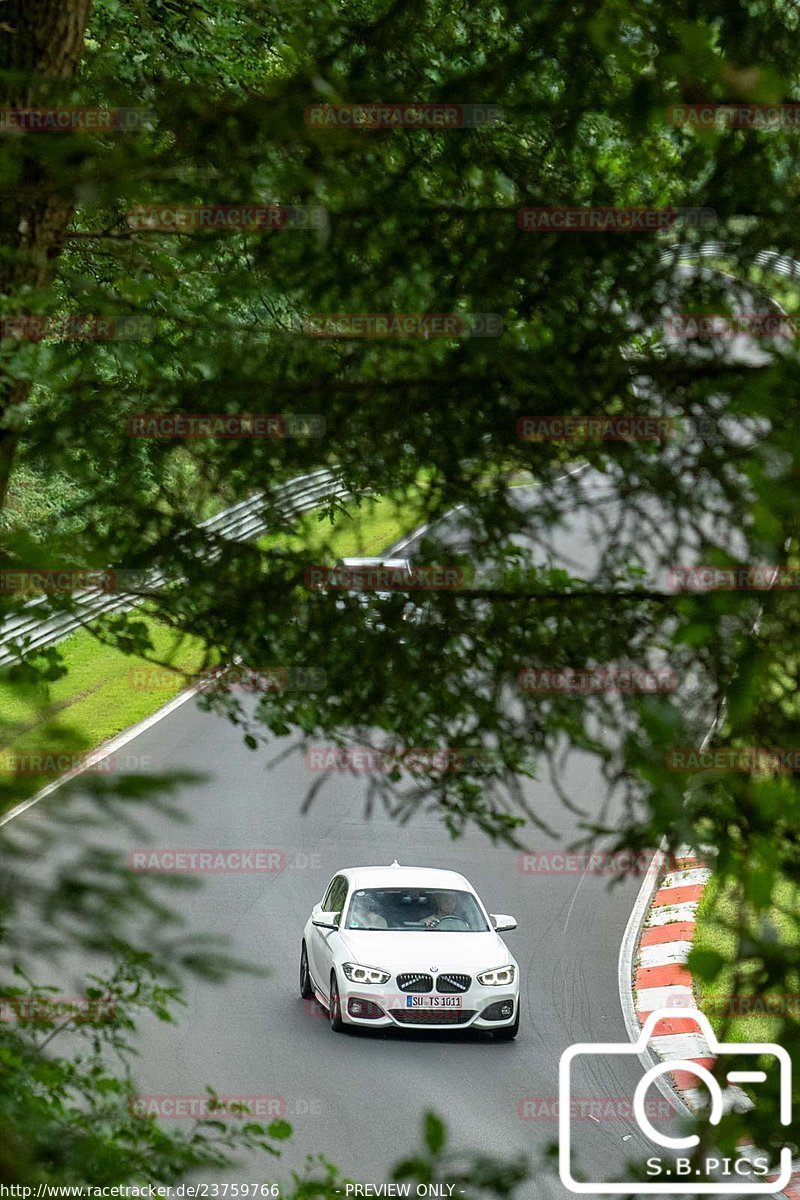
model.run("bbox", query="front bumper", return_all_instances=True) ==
[339,980,519,1030]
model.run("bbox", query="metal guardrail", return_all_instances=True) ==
[752,249,800,277]
[660,242,800,278]
[0,467,349,666]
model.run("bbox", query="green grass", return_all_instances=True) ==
[0,487,428,814]
[0,613,209,812]
[691,875,800,1041]
[258,485,431,558]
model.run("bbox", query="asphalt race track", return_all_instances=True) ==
[6,471,726,1197]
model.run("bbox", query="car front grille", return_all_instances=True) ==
[389,1009,476,1026]
[436,973,471,993]
[397,973,433,993]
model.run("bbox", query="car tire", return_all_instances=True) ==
[329,971,345,1032]
[300,942,313,1000]
[493,1005,520,1041]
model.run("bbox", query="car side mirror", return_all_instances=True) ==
[312,911,341,930]
[491,913,517,932]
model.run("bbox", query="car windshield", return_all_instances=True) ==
[345,887,489,932]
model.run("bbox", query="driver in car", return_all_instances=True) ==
[423,891,466,927]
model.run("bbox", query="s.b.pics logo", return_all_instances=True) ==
[558,1009,792,1193]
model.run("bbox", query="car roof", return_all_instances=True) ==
[336,864,475,891]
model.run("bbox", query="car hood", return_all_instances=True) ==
[337,929,513,973]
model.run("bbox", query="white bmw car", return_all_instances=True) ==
[300,862,520,1038]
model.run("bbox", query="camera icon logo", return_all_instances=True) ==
[559,1007,792,1193]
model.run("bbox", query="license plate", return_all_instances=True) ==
[406,995,463,1008]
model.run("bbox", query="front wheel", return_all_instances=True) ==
[493,1006,520,1041]
[329,972,345,1032]
[299,942,313,999]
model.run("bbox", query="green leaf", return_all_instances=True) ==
[423,1112,445,1155]
[267,1118,293,1139]
[688,948,727,982]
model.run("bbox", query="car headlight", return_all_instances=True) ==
[342,963,391,984]
[477,965,516,986]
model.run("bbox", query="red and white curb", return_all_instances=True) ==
[627,846,800,1197]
